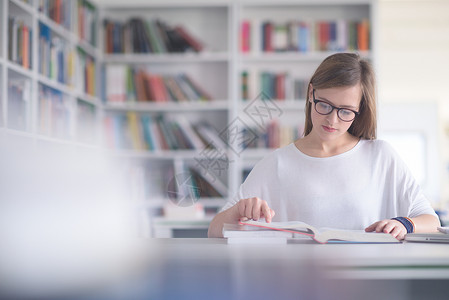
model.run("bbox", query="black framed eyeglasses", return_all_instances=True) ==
[312,89,359,122]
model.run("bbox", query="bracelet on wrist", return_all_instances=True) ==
[391,217,415,233]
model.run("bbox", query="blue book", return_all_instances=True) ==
[141,115,155,151]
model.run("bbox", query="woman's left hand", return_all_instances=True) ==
[365,219,407,240]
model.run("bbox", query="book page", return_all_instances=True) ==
[316,229,400,244]
[239,219,317,235]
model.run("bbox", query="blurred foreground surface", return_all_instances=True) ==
[0,134,448,300]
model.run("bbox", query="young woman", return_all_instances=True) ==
[208,53,440,239]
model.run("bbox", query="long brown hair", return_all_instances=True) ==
[303,53,377,139]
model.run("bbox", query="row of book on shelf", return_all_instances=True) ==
[241,71,308,101]
[104,18,204,54]
[167,165,227,200]
[39,22,71,84]
[8,17,32,69]
[39,0,72,31]
[104,113,226,151]
[103,112,302,152]
[39,23,97,95]
[241,19,370,53]
[105,65,212,103]
[241,121,303,150]
[39,0,97,46]
[77,0,98,46]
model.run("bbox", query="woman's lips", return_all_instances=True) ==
[322,125,336,133]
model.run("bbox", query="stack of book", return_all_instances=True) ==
[223,223,292,244]
[104,18,203,54]
[224,220,400,244]
[105,65,212,103]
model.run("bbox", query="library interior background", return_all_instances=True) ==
[1,0,449,298]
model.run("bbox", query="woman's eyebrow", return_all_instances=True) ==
[315,95,358,109]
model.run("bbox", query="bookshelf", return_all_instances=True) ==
[234,0,376,189]
[2,0,377,237]
[99,3,233,226]
[0,0,102,144]
[98,0,377,237]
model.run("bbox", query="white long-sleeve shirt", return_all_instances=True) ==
[222,139,437,230]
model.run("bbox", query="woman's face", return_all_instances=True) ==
[308,84,362,142]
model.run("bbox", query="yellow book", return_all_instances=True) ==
[127,112,144,150]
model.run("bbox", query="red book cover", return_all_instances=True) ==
[265,22,273,52]
[134,70,148,101]
[319,22,330,51]
[106,22,113,53]
[174,26,204,52]
[144,73,157,101]
[357,20,369,51]
[149,75,166,102]
[241,20,251,52]
[78,4,84,40]
[276,74,285,100]
[55,0,61,24]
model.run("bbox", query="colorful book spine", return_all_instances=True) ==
[77,47,96,96]
[77,0,98,46]
[242,19,371,53]
[102,114,217,152]
[39,22,76,86]
[104,66,213,103]
[103,18,205,54]
[241,20,251,52]
[8,18,32,69]
[242,70,309,101]
[241,121,304,150]
[39,0,72,30]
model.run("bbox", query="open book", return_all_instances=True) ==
[237,220,400,244]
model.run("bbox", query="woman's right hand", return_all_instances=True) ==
[232,197,275,223]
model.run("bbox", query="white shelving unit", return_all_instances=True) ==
[2,0,377,237]
[1,0,102,145]
[98,0,377,237]
[99,2,234,224]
